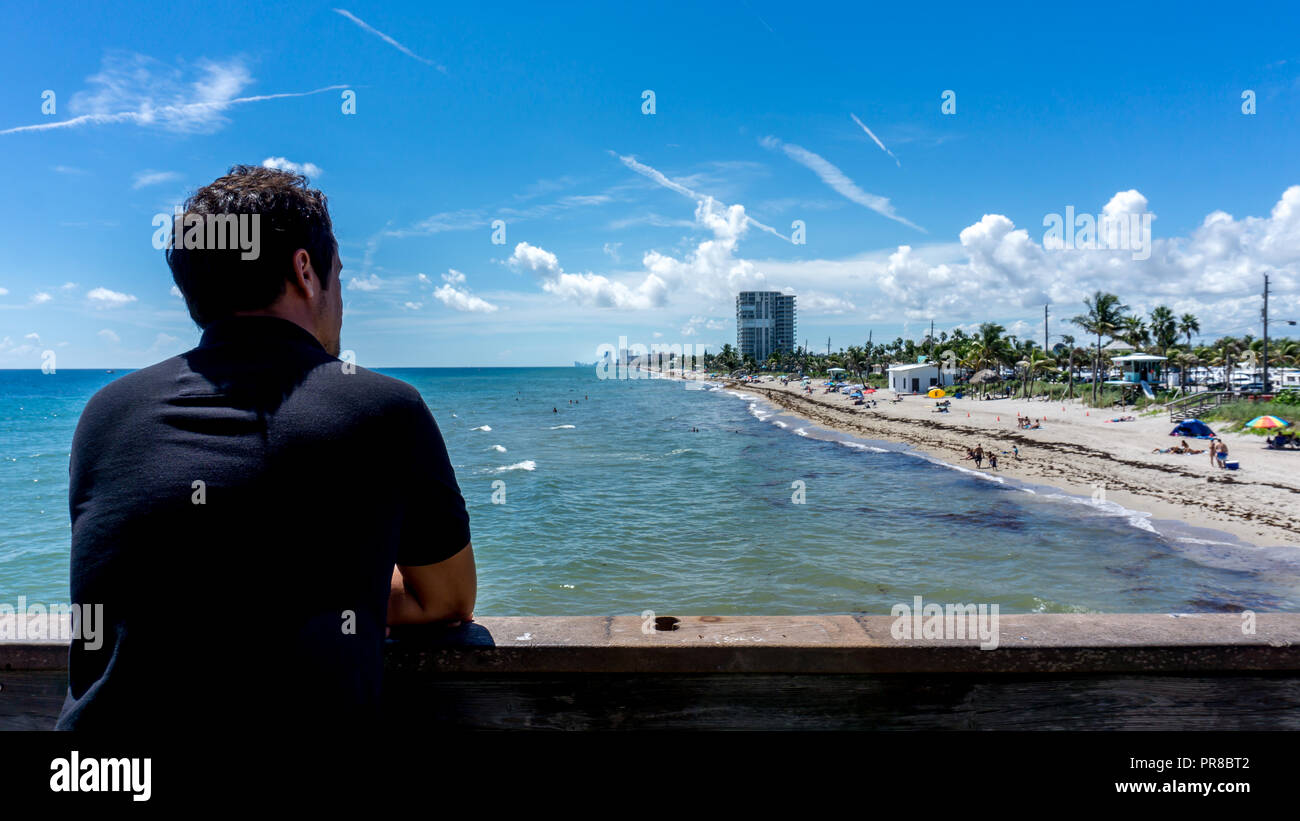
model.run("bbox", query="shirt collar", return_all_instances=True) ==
[197,315,326,352]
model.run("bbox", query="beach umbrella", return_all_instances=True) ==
[1245,415,1291,430]
[927,388,946,398]
[969,369,998,385]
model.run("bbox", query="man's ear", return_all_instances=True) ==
[292,249,317,299]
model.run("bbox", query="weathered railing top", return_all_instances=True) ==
[5,613,1297,674]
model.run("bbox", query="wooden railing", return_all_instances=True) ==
[1166,390,1243,421]
[6,613,1300,730]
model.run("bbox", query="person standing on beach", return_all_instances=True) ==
[56,166,476,732]
[1210,438,1222,467]
[973,446,984,469]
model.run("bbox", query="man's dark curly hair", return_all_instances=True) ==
[167,165,336,328]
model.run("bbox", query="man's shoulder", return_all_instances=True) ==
[306,364,429,415]
[83,357,188,410]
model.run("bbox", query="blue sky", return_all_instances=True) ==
[1,0,1298,367]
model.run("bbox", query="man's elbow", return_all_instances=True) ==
[423,594,475,624]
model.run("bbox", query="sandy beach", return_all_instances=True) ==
[681,373,1300,548]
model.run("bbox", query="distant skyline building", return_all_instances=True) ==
[736,291,796,364]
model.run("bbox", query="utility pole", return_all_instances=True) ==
[1044,304,1049,352]
[827,337,831,356]
[1263,272,1270,394]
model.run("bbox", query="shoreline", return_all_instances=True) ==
[675,372,1300,549]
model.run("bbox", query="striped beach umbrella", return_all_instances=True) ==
[1245,415,1291,429]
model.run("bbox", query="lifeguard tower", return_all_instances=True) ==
[1107,353,1167,400]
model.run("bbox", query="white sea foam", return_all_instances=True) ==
[1036,491,1156,533]
[747,403,773,422]
[915,453,1007,484]
[837,440,888,453]
[472,425,491,431]
[495,460,536,472]
[550,424,576,429]
[490,444,507,452]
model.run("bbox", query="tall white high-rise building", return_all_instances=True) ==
[736,291,796,364]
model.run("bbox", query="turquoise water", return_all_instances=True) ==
[3,367,1299,614]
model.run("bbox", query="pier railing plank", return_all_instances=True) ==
[4,614,1298,730]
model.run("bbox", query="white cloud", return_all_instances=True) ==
[262,157,323,177]
[347,274,382,291]
[417,273,431,284]
[132,170,181,189]
[1,53,346,136]
[614,153,789,241]
[442,269,466,284]
[386,209,484,238]
[793,290,857,314]
[760,135,924,231]
[403,301,423,310]
[86,287,137,308]
[0,287,8,296]
[31,292,52,304]
[60,282,77,291]
[602,242,622,261]
[170,284,182,297]
[24,332,40,344]
[149,333,180,351]
[510,194,775,312]
[433,285,498,313]
[510,241,670,310]
[0,335,43,360]
[98,329,120,343]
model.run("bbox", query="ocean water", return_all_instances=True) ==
[3,367,1299,615]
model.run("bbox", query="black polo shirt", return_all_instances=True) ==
[55,315,470,731]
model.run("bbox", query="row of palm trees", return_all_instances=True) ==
[693,291,1300,405]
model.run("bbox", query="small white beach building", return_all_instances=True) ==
[888,362,945,394]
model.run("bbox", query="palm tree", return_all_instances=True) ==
[1120,315,1150,351]
[1072,291,1129,404]
[717,343,738,372]
[1018,345,1055,398]
[1178,313,1201,350]
[1058,334,1078,399]
[1150,306,1177,360]
[1211,337,1242,391]
[971,322,1009,399]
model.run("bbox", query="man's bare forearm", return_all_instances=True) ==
[386,566,474,626]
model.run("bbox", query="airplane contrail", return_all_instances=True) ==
[850,113,900,168]
[761,136,923,232]
[613,152,790,242]
[0,85,351,135]
[334,9,447,73]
